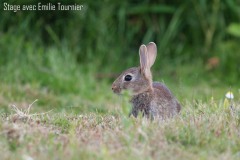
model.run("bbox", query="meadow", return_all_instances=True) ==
[1,0,240,159]
[0,45,239,159]
[0,81,240,160]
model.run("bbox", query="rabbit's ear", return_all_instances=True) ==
[139,45,151,78]
[146,42,157,68]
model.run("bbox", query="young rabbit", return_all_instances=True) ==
[112,42,181,120]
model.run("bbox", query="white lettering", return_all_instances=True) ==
[57,3,84,11]
[3,2,21,12]
[22,5,36,11]
[38,2,55,11]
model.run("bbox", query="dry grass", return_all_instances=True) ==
[0,99,240,160]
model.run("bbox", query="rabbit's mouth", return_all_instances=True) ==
[112,87,138,96]
[112,87,122,94]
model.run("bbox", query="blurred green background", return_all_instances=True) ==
[0,0,240,113]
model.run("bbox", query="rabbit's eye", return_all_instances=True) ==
[124,75,132,81]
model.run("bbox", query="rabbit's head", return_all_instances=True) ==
[112,42,157,95]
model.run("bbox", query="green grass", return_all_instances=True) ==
[1,1,240,158]
[0,34,239,159]
[0,97,239,160]
[0,36,239,159]
[0,59,240,159]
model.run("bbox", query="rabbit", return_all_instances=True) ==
[112,42,181,120]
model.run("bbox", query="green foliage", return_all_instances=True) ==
[0,0,239,114]
[1,1,240,159]
[227,23,240,38]
[53,115,71,133]
[1,0,240,84]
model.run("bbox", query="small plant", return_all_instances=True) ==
[9,99,52,122]
[224,91,234,108]
[53,116,71,133]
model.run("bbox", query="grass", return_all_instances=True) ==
[1,0,240,159]
[0,38,239,159]
[0,71,240,160]
[1,3,240,157]
[0,35,239,159]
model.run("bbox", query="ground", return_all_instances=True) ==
[0,81,239,160]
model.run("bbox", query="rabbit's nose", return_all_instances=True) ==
[112,84,118,91]
[112,85,116,90]
[112,84,121,94]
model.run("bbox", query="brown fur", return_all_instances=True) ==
[112,42,181,120]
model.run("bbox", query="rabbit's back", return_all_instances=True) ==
[130,82,181,119]
[151,82,181,119]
